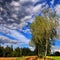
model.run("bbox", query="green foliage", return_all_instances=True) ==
[30,13,58,57]
[14,47,21,57]
[51,51,60,56]
[4,45,13,57]
[0,45,4,57]
[0,45,37,57]
[22,48,36,56]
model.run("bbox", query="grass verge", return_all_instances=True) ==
[16,56,60,60]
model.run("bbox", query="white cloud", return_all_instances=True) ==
[23,29,31,34]
[54,5,60,40]
[0,25,30,45]
[32,0,39,3]
[29,46,35,51]
[55,4,60,15]
[0,0,43,30]
[0,0,51,48]
[51,46,60,53]
[20,0,38,3]
[21,16,32,23]
[10,1,20,7]
[0,36,18,44]
[33,4,42,15]
[20,0,29,2]
[0,7,3,11]
[50,0,54,5]
[10,30,30,44]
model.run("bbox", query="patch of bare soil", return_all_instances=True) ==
[25,57,38,60]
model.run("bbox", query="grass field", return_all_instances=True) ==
[0,56,60,60]
[16,56,53,60]
[16,56,38,60]
[53,56,60,60]
[16,56,60,60]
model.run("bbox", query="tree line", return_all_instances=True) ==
[0,45,38,57]
[0,45,60,57]
[51,51,60,56]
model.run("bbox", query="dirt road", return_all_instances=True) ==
[0,57,16,60]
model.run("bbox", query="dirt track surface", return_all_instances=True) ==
[25,57,38,60]
[0,57,16,60]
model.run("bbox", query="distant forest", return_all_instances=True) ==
[0,45,60,57]
[0,45,37,57]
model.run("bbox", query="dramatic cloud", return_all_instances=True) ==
[0,0,42,45]
[32,4,42,15]
[0,0,44,29]
[0,0,33,29]
[55,4,60,15]
[0,0,60,49]
[0,36,18,44]
[0,0,39,47]
[55,4,60,39]
[0,26,30,44]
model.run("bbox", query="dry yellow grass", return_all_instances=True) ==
[0,56,53,60]
[0,57,16,60]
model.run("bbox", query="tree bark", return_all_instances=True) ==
[44,40,48,60]
[38,45,40,57]
[20,48,22,56]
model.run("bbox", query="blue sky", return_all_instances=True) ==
[0,0,60,51]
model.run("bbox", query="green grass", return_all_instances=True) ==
[53,56,60,60]
[46,56,60,60]
[16,56,60,60]
[16,56,27,60]
[47,56,60,60]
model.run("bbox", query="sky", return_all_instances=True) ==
[0,0,60,51]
